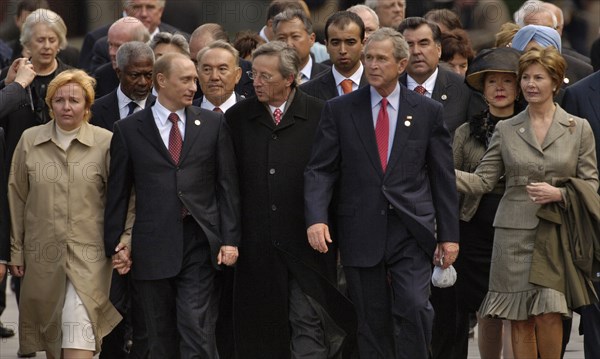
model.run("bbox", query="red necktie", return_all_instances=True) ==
[414,85,427,95]
[375,98,389,172]
[168,113,182,164]
[273,108,282,125]
[213,107,223,113]
[341,79,353,94]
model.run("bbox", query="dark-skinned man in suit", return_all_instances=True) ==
[300,11,367,101]
[105,52,241,358]
[305,28,459,359]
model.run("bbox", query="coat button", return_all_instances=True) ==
[271,204,277,211]
[380,210,386,215]
[382,185,387,191]
[178,191,183,197]
[269,168,276,175]
[538,165,544,171]
[271,134,278,140]
[273,240,280,246]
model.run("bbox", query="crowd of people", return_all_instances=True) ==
[0,0,598,359]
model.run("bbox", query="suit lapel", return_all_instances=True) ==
[323,71,338,99]
[350,87,384,176]
[137,107,174,163]
[386,87,415,175]
[541,106,570,150]
[587,81,600,124]
[431,68,448,102]
[513,111,543,153]
[180,106,203,162]
[358,72,369,88]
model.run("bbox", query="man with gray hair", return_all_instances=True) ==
[347,4,380,40]
[273,8,329,84]
[305,27,459,359]
[364,0,405,29]
[226,41,356,358]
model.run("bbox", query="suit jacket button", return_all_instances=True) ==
[381,210,386,215]
[271,204,277,211]
[269,168,276,175]
[382,185,387,191]
[178,191,183,197]
[271,134,278,140]
[273,240,280,246]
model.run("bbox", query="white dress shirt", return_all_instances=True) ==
[117,85,148,119]
[406,67,439,98]
[332,63,364,96]
[200,93,237,113]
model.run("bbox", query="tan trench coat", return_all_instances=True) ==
[8,121,121,357]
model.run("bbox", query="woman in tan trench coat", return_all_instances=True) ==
[8,69,121,359]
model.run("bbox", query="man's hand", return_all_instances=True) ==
[6,58,34,86]
[307,223,332,253]
[218,245,238,266]
[433,242,459,269]
[0,264,6,280]
[9,265,25,277]
[112,242,132,275]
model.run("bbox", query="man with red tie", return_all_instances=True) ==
[305,28,459,359]
[104,52,241,358]
[225,41,356,358]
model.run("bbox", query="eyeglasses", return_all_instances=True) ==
[247,70,273,82]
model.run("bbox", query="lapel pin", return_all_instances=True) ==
[568,118,575,133]
[404,115,413,127]
[519,127,525,133]
[441,94,448,101]
[195,120,201,126]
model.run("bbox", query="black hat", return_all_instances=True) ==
[465,47,522,92]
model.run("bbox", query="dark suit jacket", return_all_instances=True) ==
[563,71,600,177]
[400,66,484,137]
[90,89,156,131]
[305,85,459,267]
[104,105,241,280]
[82,22,189,73]
[309,56,330,81]
[563,53,594,87]
[299,67,368,101]
[94,62,120,99]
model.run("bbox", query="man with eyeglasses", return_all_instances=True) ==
[225,41,356,358]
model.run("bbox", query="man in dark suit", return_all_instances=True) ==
[305,28,459,359]
[188,24,254,99]
[226,40,356,359]
[94,41,155,359]
[104,52,241,358]
[300,11,368,101]
[79,0,188,72]
[91,41,155,132]
[398,17,481,138]
[93,17,150,99]
[563,70,600,359]
[397,16,478,359]
[0,127,15,339]
[273,8,329,84]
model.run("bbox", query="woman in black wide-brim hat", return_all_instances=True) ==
[452,47,523,359]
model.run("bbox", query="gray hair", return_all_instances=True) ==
[273,8,313,35]
[252,41,300,88]
[149,32,190,56]
[347,4,380,27]
[123,0,165,8]
[364,0,378,11]
[116,41,155,71]
[196,40,240,66]
[514,0,558,29]
[364,27,408,62]
[20,9,67,49]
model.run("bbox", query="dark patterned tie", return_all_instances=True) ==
[414,85,427,96]
[375,98,389,172]
[126,101,138,116]
[273,108,282,125]
[213,107,223,113]
[341,79,353,94]
[168,113,182,164]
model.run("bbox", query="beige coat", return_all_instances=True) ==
[456,104,599,229]
[8,121,121,357]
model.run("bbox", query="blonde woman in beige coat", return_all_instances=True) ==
[455,47,598,359]
[8,69,121,359]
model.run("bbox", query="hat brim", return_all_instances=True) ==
[466,69,518,93]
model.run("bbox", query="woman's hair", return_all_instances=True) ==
[518,46,566,96]
[46,69,96,122]
[20,8,67,49]
[233,31,266,60]
[440,29,474,63]
[495,22,520,48]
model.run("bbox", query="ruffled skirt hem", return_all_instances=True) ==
[479,287,571,321]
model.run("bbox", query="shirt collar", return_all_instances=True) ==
[153,99,186,127]
[407,67,439,94]
[299,56,313,82]
[332,63,364,87]
[201,93,237,112]
[34,121,95,147]
[117,85,147,111]
[370,83,401,111]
